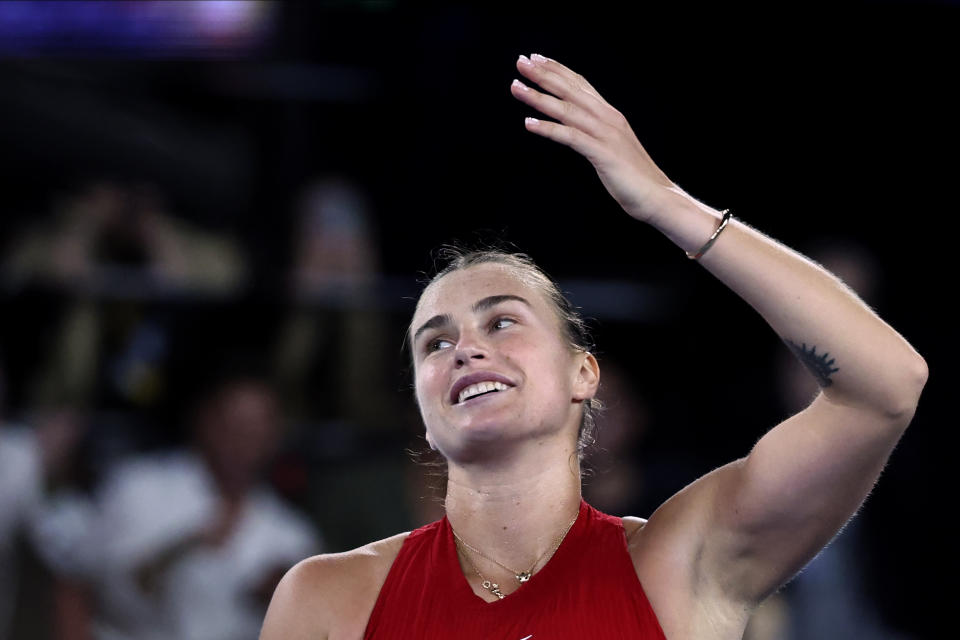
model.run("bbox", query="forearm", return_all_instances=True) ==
[645,186,927,419]
[508,54,926,416]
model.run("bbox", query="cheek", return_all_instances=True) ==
[414,361,445,408]
[540,349,581,403]
[506,344,571,405]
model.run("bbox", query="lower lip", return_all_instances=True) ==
[455,387,513,407]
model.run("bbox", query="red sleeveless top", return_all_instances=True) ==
[362,498,666,639]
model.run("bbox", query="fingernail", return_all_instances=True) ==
[518,55,532,66]
[512,79,528,91]
[525,117,540,126]
[531,53,549,63]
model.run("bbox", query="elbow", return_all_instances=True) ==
[883,356,928,425]
[914,355,929,390]
[905,355,929,408]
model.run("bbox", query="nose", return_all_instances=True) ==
[454,330,487,367]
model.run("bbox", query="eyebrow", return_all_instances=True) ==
[412,294,531,343]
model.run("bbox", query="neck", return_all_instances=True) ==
[444,436,582,587]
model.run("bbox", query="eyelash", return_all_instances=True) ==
[425,316,516,353]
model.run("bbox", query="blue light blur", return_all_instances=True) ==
[0,0,277,57]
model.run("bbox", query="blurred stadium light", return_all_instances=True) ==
[0,0,277,57]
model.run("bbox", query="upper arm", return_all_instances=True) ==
[700,391,917,605]
[260,557,332,640]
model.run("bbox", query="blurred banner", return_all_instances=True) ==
[0,0,277,57]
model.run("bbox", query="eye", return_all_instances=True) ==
[491,317,516,331]
[427,337,455,353]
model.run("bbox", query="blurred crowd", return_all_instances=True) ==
[0,177,906,639]
[0,176,391,639]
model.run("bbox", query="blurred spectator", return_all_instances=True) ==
[0,358,87,640]
[3,180,245,294]
[289,176,379,292]
[273,176,395,431]
[1,180,247,414]
[49,374,321,640]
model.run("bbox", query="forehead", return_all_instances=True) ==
[412,263,552,330]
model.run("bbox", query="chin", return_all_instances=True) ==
[432,416,520,459]
[456,415,519,441]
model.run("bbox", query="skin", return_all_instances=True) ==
[411,263,599,595]
[261,54,927,640]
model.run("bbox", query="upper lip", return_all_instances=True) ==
[449,371,516,404]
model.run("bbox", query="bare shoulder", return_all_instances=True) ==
[261,531,411,640]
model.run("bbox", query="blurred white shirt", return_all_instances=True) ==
[0,427,42,640]
[82,452,320,640]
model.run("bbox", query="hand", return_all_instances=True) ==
[510,54,677,223]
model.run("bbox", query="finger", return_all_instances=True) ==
[529,53,603,100]
[511,79,611,139]
[526,54,634,137]
[523,117,601,159]
[516,55,610,122]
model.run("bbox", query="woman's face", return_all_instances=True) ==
[410,263,598,464]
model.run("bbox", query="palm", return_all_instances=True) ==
[509,54,675,221]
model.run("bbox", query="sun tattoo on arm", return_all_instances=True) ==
[786,340,840,388]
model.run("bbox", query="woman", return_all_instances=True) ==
[260,54,927,640]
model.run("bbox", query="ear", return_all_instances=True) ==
[572,351,600,402]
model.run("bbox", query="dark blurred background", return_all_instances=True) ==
[0,2,953,639]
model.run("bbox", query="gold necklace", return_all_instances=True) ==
[451,510,579,600]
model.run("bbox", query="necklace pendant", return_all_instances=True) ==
[515,571,532,583]
[482,580,505,600]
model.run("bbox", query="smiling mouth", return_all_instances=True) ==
[456,381,511,404]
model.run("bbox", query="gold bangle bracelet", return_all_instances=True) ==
[686,209,732,260]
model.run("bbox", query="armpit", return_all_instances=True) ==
[622,516,648,545]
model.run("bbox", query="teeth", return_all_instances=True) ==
[458,380,509,403]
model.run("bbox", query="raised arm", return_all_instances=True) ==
[510,53,927,605]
